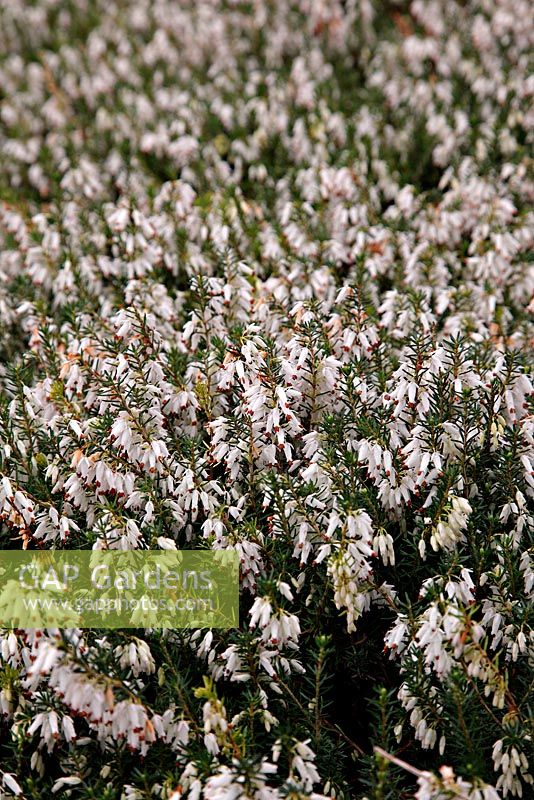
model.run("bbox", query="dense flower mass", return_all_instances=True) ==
[0,0,533,798]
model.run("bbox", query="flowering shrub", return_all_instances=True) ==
[0,0,533,798]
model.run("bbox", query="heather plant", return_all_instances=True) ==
[0,1,532,799]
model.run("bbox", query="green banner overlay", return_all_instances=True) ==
[0,550,239,629]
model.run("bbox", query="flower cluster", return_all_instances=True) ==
[0,0,532,798]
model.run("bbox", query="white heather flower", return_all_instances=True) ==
[115,640,156,677]
[2,773,22,796]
